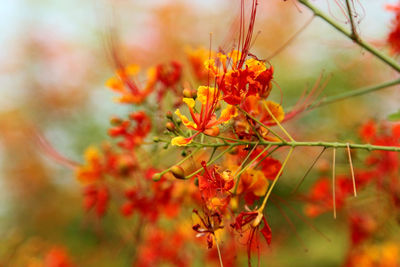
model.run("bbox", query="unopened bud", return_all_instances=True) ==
[175,118,182,125]
[152,173,162,181]
[166,122,175,132]
[170,165,185,180]
[153,136,160,142]
[183,88,192,98]
[181,150,187,157]
[166,111,173,120]
[191,89,197,99]
[110,116,122,125]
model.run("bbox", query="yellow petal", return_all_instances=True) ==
[219,105,238,124]
[171,136,193,146]
[245,58,267,74]
[265,101,285,123]
[250,170,269,196]
[197,86,219,105]
[183,98,195,109]
[105,77,123,91]
[84,146,100,162]
[125,64,140,76]
[175,109,197,129]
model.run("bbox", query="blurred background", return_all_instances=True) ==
[0,0,399,266]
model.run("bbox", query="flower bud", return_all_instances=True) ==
[166,111,173,120]
[183,88,192,98]
[166,122,175,132]
[110,116,122,125]
[152,173,162,181]
[170,165,185,179]
[191,89,197,99]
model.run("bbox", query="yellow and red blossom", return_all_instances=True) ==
[231,210,272,266]
[186,46,213,82]
[106,64,157,104]
[233,96,285,140]
[197,161,234,211]
[235,168,269,205]
[172,85,237,146]
[76,146,102,183]
[206,50,274,105]
[108,111,152,149]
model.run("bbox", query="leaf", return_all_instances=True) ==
[387,110,400,121]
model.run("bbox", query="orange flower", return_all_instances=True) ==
[186,47,213,82]
[235,168,269,205]
[106,64,157,104]
[206,51,274,105]
[76,146,102,183]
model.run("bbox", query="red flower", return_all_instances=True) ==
[83,185,109,218]
[231,211,272,266]
[387,3,400,53]
[197,161,234,211]
[192,209,224,249]
[108,111,151,150]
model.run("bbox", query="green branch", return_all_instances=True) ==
[309,78,400,109]
[298,0,400,73]
[178,140,400,152]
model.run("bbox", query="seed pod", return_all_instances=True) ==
[166,122,175,132]
[170,165,185,179]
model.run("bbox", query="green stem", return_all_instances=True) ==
[178,140,400,152]
[185,145,234,179]
[298,0,400,73]
[310,78,400,109]
[345,0,358,41]
[154,147,201,180]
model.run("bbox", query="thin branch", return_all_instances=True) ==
[345,0,359,41]
[259,147,294,212]
[291,147,326,195]
[263,102,295,142]
[298,0,400,73]
[173,139,400,153]
[266,15,315,61]
[308,78,400,110]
